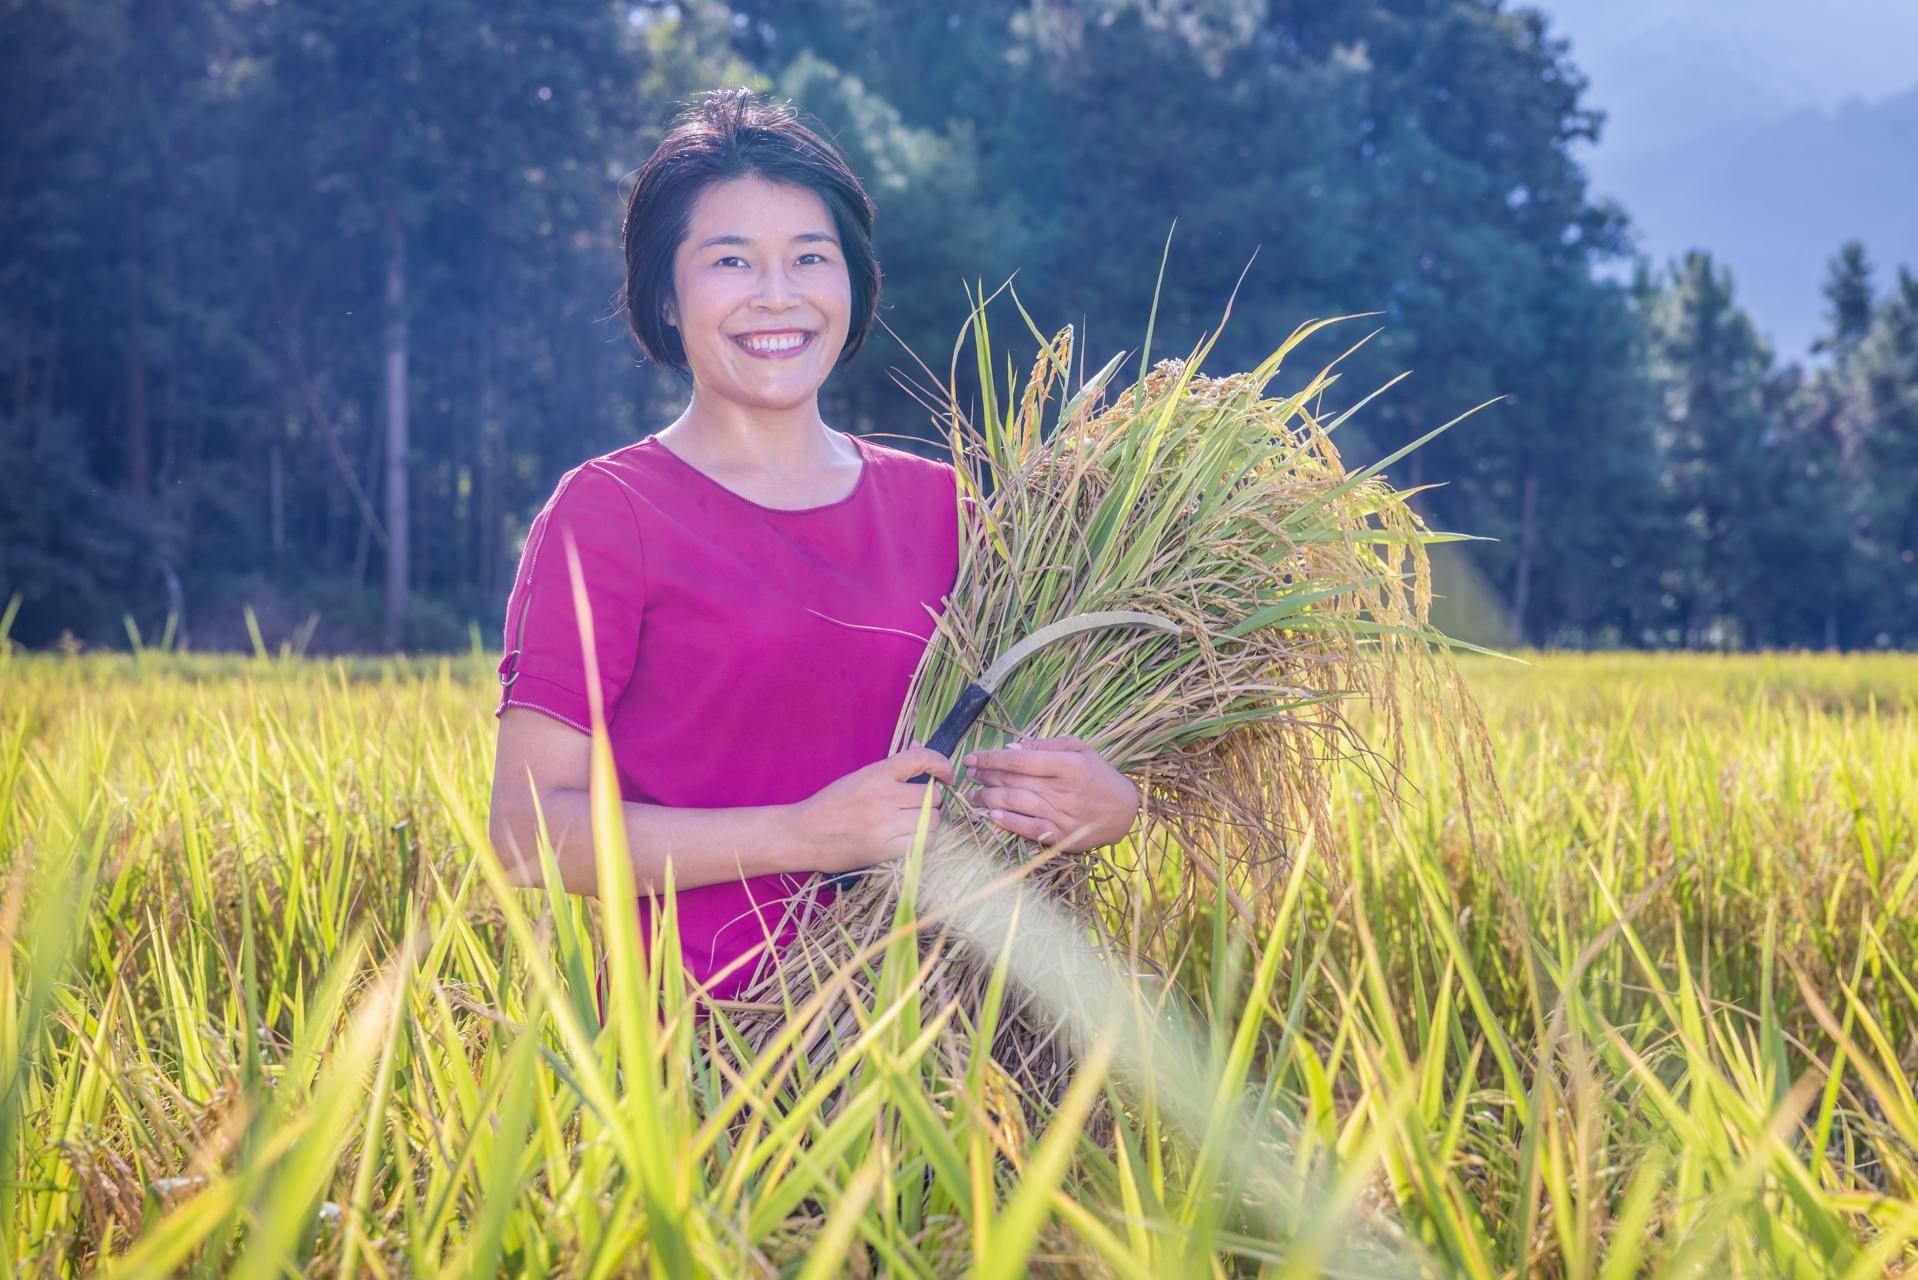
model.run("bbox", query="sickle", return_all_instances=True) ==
[823,608,1179,889]
[902,609,1181,785]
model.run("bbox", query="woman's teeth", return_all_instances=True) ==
[735,332,812,357]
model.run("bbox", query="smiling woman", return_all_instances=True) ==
[483,86,1144,1002]
[653,179,851,401]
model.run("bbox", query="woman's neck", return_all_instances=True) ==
[658,395,852,475]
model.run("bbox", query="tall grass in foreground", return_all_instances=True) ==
[3,649,1917,1275]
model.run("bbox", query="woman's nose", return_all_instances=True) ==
[753,263,803,307]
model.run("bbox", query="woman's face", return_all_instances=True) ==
[663,174,853,411]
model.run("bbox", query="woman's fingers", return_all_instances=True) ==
[963,742,1077,778]
[982,805,1067,845]
[967,785,1075,844]
[966,783,1053,815]
[965,761,1077,789]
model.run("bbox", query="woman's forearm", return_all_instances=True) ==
[491,790,817,896]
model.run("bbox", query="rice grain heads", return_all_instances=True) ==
[732,281,1502,1098]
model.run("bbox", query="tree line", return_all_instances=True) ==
[2,0,1913,653]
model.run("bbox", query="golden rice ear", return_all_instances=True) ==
[733,288,1496,1097]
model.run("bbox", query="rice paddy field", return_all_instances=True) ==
[4,646,1917,1277]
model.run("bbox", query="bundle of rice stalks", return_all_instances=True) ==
[732,273,1501,1096]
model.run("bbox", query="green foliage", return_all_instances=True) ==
[2,0,1913,651]
[1848,267,1918,643]
[1642,249,1782,644]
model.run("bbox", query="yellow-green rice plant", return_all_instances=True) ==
[5,642,1918,1273]
[741,264,1503,1099]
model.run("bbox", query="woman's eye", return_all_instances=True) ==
[713,252,828,267]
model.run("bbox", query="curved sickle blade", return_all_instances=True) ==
[826,608,1187,884]
[978,609,1181,694]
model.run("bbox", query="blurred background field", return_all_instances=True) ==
[5,0,1917,657]
[5,649,1915,1275]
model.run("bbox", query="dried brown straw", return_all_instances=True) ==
[727,275,1502,1095]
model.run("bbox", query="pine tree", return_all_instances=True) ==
[1752,363,1852,648]
[1814,241,1875,358]
[1850,267,1918,644]
[1643,250,1777,646]
[1794,241,1879,647]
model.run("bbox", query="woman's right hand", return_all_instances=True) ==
[790,742,957,875]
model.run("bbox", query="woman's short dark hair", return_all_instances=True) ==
[620,87,881,379]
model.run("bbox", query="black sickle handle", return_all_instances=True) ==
[904,681,994,783]
[825,681,994,890]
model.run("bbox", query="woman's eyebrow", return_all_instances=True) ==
[694,231,840,250]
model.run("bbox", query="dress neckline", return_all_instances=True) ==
[643,428,869,515]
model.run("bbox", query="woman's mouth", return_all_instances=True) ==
[732,330,815,360]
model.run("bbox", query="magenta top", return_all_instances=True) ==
[494,429,964,997]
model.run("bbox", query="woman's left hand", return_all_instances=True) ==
[960,734,1140,853]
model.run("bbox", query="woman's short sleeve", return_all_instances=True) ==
[494,463,646,735]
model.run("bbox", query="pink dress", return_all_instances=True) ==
[494,429,963,997]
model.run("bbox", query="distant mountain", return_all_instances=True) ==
[1569,18,1822,149]
[1528,0,1918,364]
[1534,0,1918,136]
[1585,86,1918,362]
